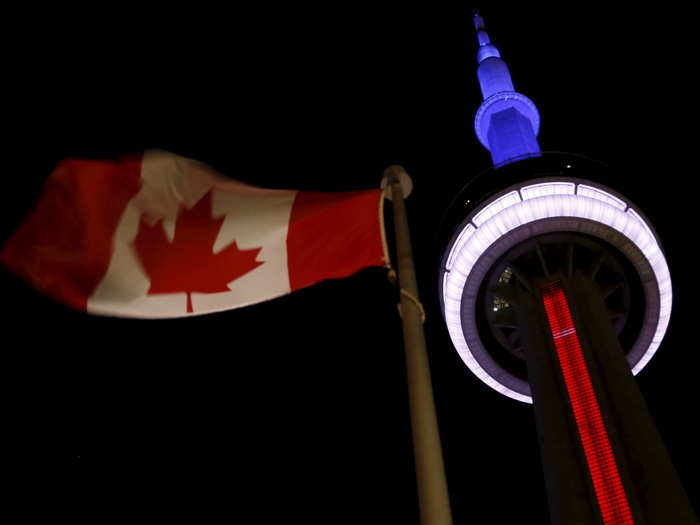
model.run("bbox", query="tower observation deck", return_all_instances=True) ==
[437,11,698,525]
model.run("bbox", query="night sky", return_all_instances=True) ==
[4,7,698,523]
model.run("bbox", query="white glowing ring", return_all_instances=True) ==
[442,180,672,403]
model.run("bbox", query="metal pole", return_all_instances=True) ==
[384,165,453,525]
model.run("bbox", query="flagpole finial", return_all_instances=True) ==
[381,165,413,200]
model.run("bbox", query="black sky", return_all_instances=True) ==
[4,7,698,523]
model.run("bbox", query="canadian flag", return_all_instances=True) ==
[1,150,388,318]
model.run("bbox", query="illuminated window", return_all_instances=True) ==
[493,296,510,311]
[498,267,513,284]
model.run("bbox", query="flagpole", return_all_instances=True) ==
[383,165,453,525]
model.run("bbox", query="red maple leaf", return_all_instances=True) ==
[132,190,264,313]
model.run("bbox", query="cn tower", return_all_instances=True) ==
[438,11,698,524]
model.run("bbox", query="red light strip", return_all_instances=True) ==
[540,281,635,525]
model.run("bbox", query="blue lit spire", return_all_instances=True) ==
[472,11,541,167]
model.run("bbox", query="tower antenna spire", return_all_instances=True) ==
[471,11,542,166]
[472,9,487,35]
